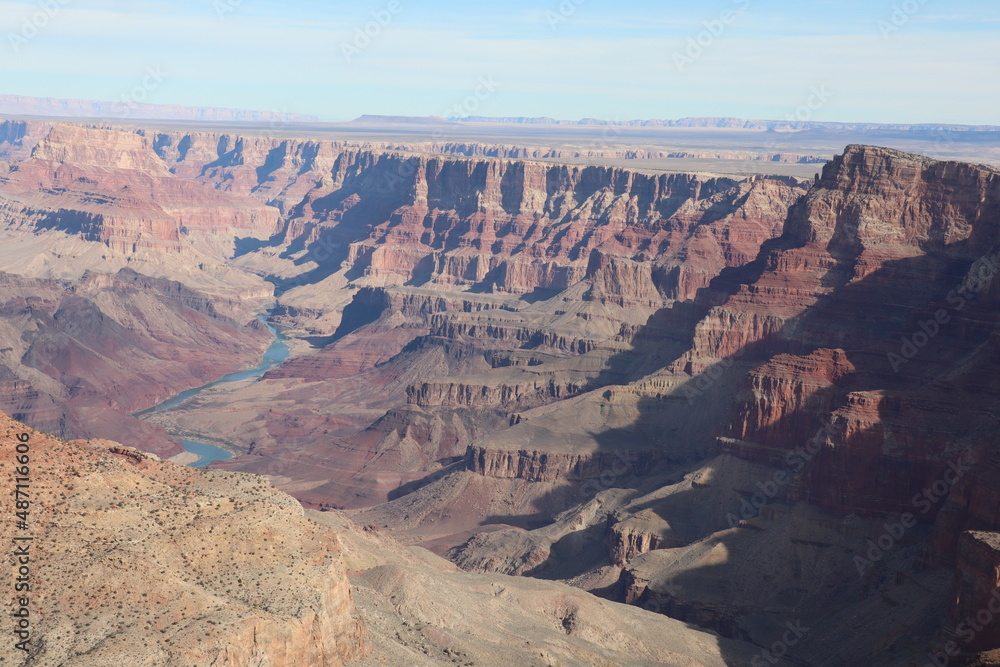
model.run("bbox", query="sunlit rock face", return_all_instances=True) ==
[2,120,999,664]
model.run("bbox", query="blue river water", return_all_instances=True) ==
[134,314,290,467]
[180,439,234,468]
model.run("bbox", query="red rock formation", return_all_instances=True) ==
[656,145,1000,519]
[0,120,49,161]
[389,145,1000,659]
[465,445,663,484]
[609,514,672,565]
[615,145,1000,654]
[0,268,271,457]
[0,411,363,665]
[0,124,280,254]
[135,127,807,296]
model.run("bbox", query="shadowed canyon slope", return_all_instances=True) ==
[0,268,271,458]
[0,411,764,666]
[132,123,808,509]
[431,145,1000,664]
[209,141,999,664]
[1,119,999,664]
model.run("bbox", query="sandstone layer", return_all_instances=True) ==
[0,268,271,458]
[0,410,773,666]
[0,411,364,666]
[346,146,1000,664]
[3,119,999,663]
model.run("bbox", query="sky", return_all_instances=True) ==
[0,0,998,124]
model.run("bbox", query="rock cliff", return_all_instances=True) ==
[7,120,1000,662]
[0,123,280,255]
[394,146,1000,663]
[0,411,364,665]
[148,130,805,296]
[0,268,270,457]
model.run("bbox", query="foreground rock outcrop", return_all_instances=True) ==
[0,411,364,665]
[0,410,773,666]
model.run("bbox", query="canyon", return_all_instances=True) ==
[0,117,998,665]
[1,411,763,665]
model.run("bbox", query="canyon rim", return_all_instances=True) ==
[2,1,1000,665]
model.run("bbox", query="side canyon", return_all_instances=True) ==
[0,119,997,665]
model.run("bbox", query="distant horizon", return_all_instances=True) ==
[3,92,1000,131]
[1,1,998,126]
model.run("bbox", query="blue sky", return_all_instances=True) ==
[1,0,998,124]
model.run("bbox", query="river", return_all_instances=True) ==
[133,313,290,468]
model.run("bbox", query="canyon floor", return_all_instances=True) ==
[0,115,998,665]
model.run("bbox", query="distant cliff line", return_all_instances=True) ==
[444,115,1000,133]
[0,93,318,124]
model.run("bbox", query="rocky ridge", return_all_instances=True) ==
[0,411,364,666]
[0,124,280,256]
[432,146,1000,664]
[1,119,998,662]
[0,410,770,666]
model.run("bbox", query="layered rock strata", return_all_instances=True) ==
[0,411,364,666]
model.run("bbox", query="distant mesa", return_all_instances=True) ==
[350,114,452,125]
[0,93,318,123]
[447,115,1000,133]
[4,93,999,135]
